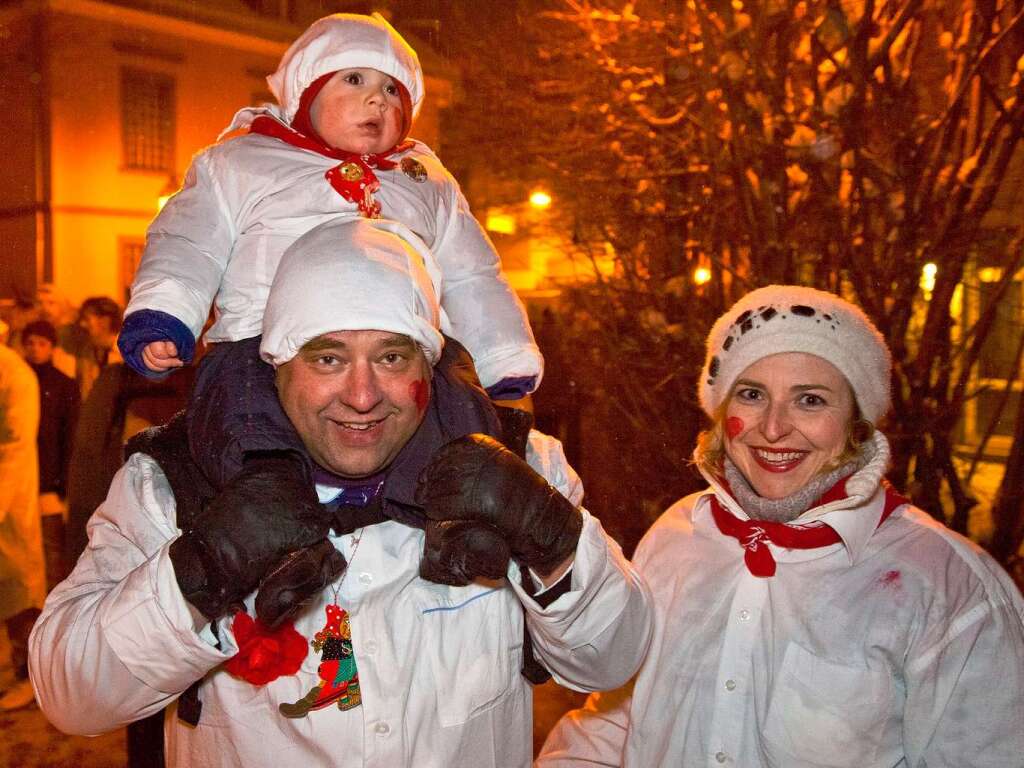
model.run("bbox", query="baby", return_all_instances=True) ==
[118,13,541,489]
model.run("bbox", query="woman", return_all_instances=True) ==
[537,285,1024,767]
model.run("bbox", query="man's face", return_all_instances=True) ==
[37,292,62,323]
[23,335,55,366]
[276,330,432,479]
[310,68,405,154]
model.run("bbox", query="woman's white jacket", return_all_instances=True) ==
[538,433,1024,768]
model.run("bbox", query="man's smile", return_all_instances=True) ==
[335,417,384,431]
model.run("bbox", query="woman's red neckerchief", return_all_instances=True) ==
[710,479,908,577]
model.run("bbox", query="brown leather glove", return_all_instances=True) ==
[416,434,582,586]
[255,540,347,627]
[170,452,344,623]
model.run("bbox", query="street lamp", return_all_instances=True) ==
[920,262,937,293]
[529,190,552,209]
[693,266,712,285]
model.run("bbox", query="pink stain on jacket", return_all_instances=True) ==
[879,570,901,589]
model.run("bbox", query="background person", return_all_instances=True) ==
[4,296,40,358]
[36,283,87,381]
[63,344,193,568]
[21,320,79,592]
[30,218,651,767]
[0,341,46,712]
[538,284,1024,768]
[76,296,122,400]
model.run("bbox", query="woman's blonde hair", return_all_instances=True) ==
[693,400,874,478]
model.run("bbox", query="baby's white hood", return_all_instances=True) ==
[267,13,424,125]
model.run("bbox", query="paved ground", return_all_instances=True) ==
[0,629,125,768]
[0,706,125,768]
[1,628,584,766]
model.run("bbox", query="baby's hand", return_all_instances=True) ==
[142,340,184,372]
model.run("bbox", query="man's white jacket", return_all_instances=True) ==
[29,432,652,768]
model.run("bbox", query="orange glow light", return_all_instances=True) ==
[920,262,937,293]
[157,175,179,211]
[529,190,552,209]
[485,212,517,234]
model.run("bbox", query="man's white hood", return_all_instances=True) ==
[260,217,446,367]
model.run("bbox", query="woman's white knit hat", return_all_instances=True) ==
[267,13,424,125]
[260,217,446,367]
[699,285,892,423]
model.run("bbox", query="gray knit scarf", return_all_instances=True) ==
[723,445,873,523]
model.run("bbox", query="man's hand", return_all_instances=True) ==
[255,540,347,627]
[169,453,344,625]
[141,340,184,372]
[416,434,582,586]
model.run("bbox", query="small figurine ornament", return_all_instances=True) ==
[279,604,361,717]
[279,528,369,719]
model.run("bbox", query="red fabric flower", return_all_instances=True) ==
[224,611,308,685]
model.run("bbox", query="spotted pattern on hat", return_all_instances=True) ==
[706,301,842,389]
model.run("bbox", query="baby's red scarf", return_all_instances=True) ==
[249,72,413,217]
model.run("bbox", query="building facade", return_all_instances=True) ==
[0,0,452,308]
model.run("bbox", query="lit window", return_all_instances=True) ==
[485,211,517,235]
[978,278,1023,380]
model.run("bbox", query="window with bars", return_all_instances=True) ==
[121,68,175,172]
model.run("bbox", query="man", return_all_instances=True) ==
[0,340,46,712]
[63,335,193,568]
[35,283,86,381]
[5,295,40,356]
[21,320,80,591]
[76,296,122,400]
[29,218,652,767]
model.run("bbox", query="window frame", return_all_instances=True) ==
[120,67,176,173]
